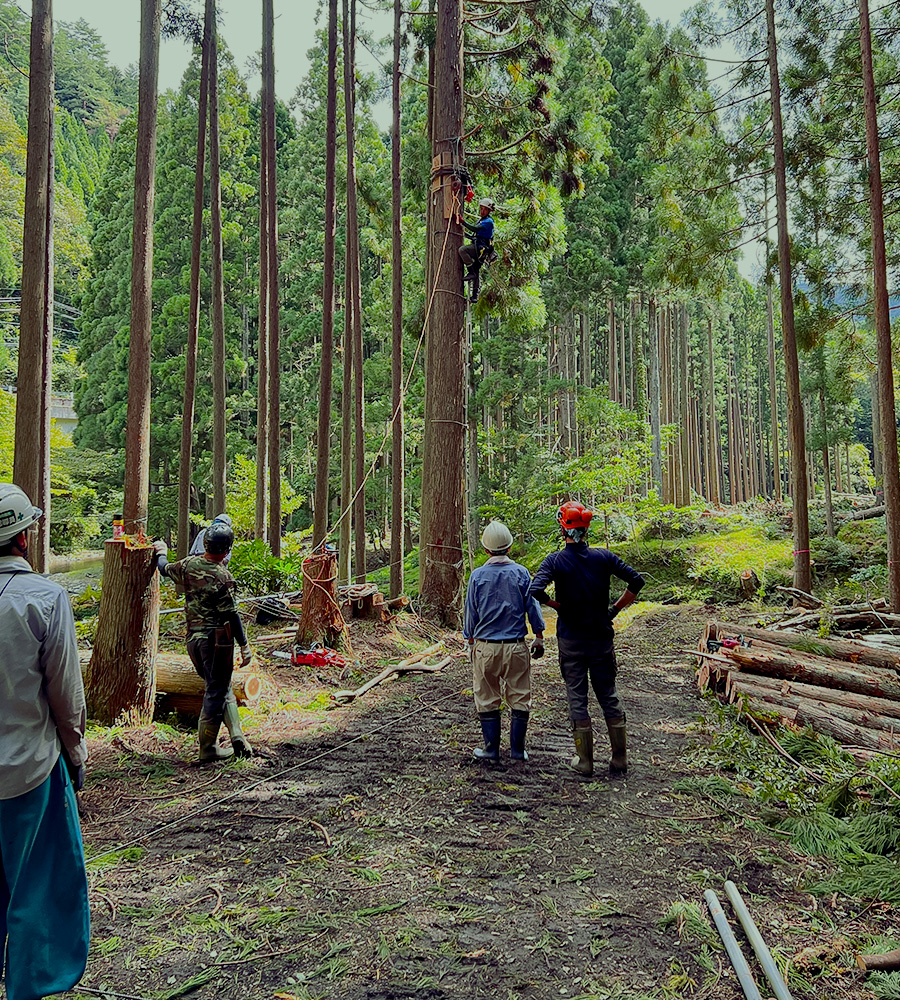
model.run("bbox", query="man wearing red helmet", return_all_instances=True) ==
[529,501,644,778]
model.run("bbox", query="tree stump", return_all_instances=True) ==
[296,549,346,649]
[740,570,760,598]
[86,539,160,725]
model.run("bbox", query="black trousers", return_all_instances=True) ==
[186,628,235,725]
[556,636,624,723]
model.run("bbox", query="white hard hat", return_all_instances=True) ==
[213,513,233,526]
[481,520,513,552]
[0,483,42,544]
[478,197,495,210]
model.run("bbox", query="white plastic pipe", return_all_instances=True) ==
[704,889,763,1000]
[725,880,794,1000]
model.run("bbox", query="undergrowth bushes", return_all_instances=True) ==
[691,705,900,908]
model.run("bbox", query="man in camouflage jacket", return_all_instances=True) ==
[153,522,253,761]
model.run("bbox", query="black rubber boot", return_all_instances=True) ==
[606,714,627,777]
[510,710,529,761]
[198,714,233,763]
[571,720,593,776]
[473,711,501,762]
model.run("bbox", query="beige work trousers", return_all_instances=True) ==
[472,640,532,713]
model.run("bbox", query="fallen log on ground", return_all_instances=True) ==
[847,504,885,521]
[728,676,900,735]
[722,645,900,701]
[79,650,262,708]
[724,671,900,723]
[333,649,450,703]
[857,948,900,972]
[732,693,895,753]
[774,586,823,608]
[708,621,900,672]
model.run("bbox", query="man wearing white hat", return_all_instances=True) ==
[0,484,90,1000]
[190,511,234,566]
[464,520,545,762]
[459,197,496,304]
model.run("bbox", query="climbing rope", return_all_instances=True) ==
[325,189,462,544]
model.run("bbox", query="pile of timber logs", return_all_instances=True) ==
[696,621,900,754]
[768,593,900,644]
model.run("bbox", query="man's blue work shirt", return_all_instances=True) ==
[464,556,545,641]
[530,543,644,642]
[470,216,494,247]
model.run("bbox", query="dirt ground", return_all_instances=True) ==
[69,605,889,1000]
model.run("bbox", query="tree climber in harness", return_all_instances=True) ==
[529,502,644,779]
[460,197,498,304]
[152,522,253,761]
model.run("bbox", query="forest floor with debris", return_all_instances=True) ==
[66,604,896,1000]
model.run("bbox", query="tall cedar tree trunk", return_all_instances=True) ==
[705,318,720,504]
[14,0,53,572]
[419,0,465,624]
[766,273,781,499]
[860,0,900,609]
[767,0,811,591]
[607,299,617,402]
[389,0,404,599]
[177,0,211,557]
[313,0,339,549]
[339,241,352,584]
[649,298,662,494]
[264,0,281,555]
[88,0,161,724]
[255,21,269,541]
[343,0,366,582]
[209,8,227,515]
[871,371,883,482]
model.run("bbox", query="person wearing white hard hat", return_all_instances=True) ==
[459,197,496,304]
[189,512,234,565]
[0,484,90,1000]
[463,519,545,763]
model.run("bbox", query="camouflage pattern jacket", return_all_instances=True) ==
[159,554,243,639]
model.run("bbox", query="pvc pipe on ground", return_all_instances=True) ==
[704,889,763,1000]
[725,880,794,1000]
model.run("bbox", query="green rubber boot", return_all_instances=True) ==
[571,720,593,776]
[198,714,233,763]
[223,701,253,758]
[607,715,627,777]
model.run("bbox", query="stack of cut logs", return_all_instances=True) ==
[696,622,900,755]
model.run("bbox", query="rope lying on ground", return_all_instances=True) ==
[85,688,463,865]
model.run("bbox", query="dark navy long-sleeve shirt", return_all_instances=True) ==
[530,543,644,642]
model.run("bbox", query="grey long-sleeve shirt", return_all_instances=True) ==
[0,555,87,799]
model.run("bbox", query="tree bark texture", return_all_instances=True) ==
[88,0,161,725]
[14,0,54,572]
[123,0,161,534]
[418,0,466,625]
[86,542,160,724]
[296,549,345,649]
[342,0,366,583]
[649,298,662,495]
[255,54,269,541]
[860,0,900,611]
[264,0,281,556]
[389,0,405,600]
[339,242,353,585]
[313,0,339,549]
[209,9,227,516]
[766,0,811,592]
[177,0,211,558]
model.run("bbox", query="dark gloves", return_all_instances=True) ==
[608,605,620,620]
[60,746,84,791]
[531,639,545,659]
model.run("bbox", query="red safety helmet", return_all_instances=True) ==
[557,501,593,530]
